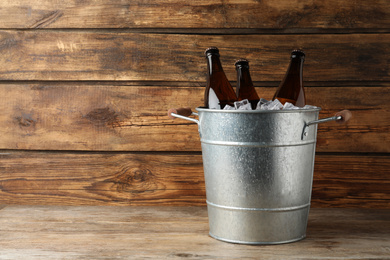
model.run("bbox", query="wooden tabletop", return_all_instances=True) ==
[0,205,389,259]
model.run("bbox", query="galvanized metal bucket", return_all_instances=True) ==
[169,107,350,244]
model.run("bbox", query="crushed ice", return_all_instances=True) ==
[234,99,252,110]
[214,99,317,110]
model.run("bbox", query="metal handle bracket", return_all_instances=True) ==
[170,112,199,125]
[302,115,342,140]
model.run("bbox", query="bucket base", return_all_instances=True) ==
[209,232,306,245]
[206,202,310,245]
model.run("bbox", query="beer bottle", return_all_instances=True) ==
[204,47,237,109]
[235,59,260,109]
[272,50,306,107]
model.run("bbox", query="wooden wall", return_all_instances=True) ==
[0,0,389,208]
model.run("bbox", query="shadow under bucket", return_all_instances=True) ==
[168,107,351,244]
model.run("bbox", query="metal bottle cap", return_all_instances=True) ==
[291,49,305,59]
[205,47,220,56]
[235,58,249,65]
[234,58,249,69]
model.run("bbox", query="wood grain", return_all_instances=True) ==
[0,206,389,259]
[0,83,388,152]
[0,0,388,212]
[0,151,206,206]
[0,0,389,30]
[0,31,388,81]
[312,154,390,208]
[0,151,388,208]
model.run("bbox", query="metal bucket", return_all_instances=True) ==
[169,107,350,244]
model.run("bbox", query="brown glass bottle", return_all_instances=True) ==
[235,59,260,109]
[272,50,306,107]
[204,47,237,109]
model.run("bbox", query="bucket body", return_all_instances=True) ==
[196,107,320,244]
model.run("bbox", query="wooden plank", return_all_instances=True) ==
[0,151,207,206]
[0,0,389,30]
[0,83,388,153]
[0,31,389,81]
[0,151,388,208]
[312,154,390,208]
[0,206,389,259]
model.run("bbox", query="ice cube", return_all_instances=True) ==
[302,105,318,109]
[283,102,300,110]
[234,99,252,110]
[259,99,283,110]
[255,98,270,110]
[223,104,235,110]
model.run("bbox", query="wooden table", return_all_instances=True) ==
[0,206,389,259]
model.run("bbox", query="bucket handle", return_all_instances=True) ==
[168,108,352,126]
[302,110,352,139]
[168,107,352,140]
[168,107,199,125]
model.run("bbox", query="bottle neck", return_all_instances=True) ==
[288,57,304,75]
[236,66,252,87]
[206,54,224,74]
[282,57,304,86]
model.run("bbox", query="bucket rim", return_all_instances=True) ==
[196,106,321,114]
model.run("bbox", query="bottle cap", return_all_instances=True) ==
[205,47,220,56]
[291,49,305,59]
[235,58,249,68]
